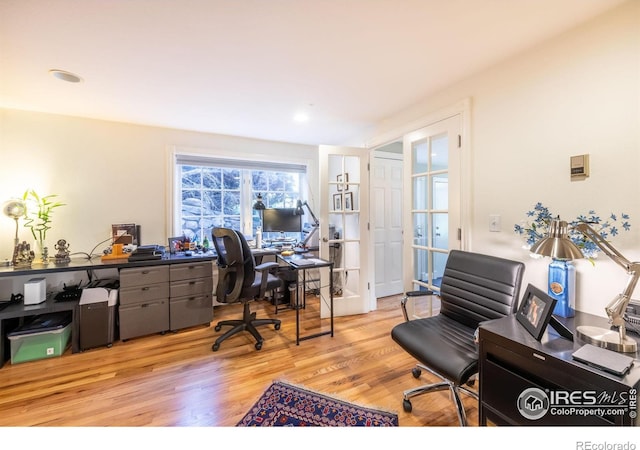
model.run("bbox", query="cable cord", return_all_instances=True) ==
[69,236,114,261]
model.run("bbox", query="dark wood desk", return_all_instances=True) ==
[479,312,640,426]
[277,254,334,345]
[0,253,216,368]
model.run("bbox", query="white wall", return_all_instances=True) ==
[371,1,640,316]
[0,109,319,264]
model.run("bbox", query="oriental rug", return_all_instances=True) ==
[237,380,399,427]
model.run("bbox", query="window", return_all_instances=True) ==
[175,154,307,243]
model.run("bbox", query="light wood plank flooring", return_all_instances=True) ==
[0,294,477,427]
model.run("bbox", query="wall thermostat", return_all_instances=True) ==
[570,154,589,179]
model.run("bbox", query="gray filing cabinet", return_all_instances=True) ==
[169,260,213,331]
[119,265,170,340]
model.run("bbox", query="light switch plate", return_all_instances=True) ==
[490,215,501,232]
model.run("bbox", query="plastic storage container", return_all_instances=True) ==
[8,312,72,364]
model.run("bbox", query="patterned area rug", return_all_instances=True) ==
[237,380,399,426]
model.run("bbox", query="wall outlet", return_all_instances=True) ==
[489,215,501,232]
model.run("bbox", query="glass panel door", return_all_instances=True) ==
[320,146,370,317]
[403,115,461,314]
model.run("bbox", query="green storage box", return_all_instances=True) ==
[8,312,72,364]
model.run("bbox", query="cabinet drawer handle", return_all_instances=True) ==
[189,281,196,285]
[532,352,546,361]
[141,287,150,291]
[141,301,161,308]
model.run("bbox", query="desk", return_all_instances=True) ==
[478,312,640,426]
[0,253,215,368]
[277,254,334,345]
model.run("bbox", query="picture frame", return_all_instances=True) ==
[516,283,557,341]
[112,223,139,245]
[168,236,186,254]
[344,191,353,210]
[336,173,349,191]
[333,193,343,211]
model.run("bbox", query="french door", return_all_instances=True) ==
[403,114,462,317]
[319,145,371,317]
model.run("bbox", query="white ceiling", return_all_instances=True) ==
[0,0,628,147]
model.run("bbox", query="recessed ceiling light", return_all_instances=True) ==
[293,112,309,123]
[49,69,83,83]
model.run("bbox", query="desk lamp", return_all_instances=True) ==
[253,193,266,247]
[295,200,319,248]
[531,218,638,353]
[252,193,265,211]
[3,199,27,265]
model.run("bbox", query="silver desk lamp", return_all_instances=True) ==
[3,199,27,266]
[295,200,319,248]
[531,218,638,353]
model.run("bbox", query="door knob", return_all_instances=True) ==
[322,237,329,242]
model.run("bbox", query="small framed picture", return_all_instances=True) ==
[344,192,353,210]
[516,284,557,341]
[337,173,349,191]
[168,236,186,254]
[333,193,343,211]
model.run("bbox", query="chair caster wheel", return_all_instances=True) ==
[212,343,220,351]
[255,342,263,350]
[275,323,281,330]
[403,399,412,413]
[214,324,222,331]
[412,368,421,378]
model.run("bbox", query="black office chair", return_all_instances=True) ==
[391,250,525,426]
[211,227,282,351]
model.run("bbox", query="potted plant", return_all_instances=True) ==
[22,189,65,263]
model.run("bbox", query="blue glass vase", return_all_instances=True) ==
[547,258,575,318]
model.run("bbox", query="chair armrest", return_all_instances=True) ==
[401,290,436,322]
[255,261,281,297]
[255,261,279,272]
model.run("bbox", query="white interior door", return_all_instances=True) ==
[372,151,403,298]
[319,145,370,317]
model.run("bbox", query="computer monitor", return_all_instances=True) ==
[262,208,301,233]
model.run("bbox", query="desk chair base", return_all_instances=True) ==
[212,302,281,351]
[402,363,478,426]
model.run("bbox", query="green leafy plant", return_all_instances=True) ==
[22,189,65,249]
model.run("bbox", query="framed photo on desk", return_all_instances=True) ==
[516,284,557,341]
[168,236,186,254]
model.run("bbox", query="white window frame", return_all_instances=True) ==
[168,147,310,241]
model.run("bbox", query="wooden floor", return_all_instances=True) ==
[0,294,477,427]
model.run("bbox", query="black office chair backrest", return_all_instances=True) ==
[236,229,258,289]
[439,250,525,329]
[212,227,256,303]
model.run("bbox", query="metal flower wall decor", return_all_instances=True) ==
[514,202,631,260]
